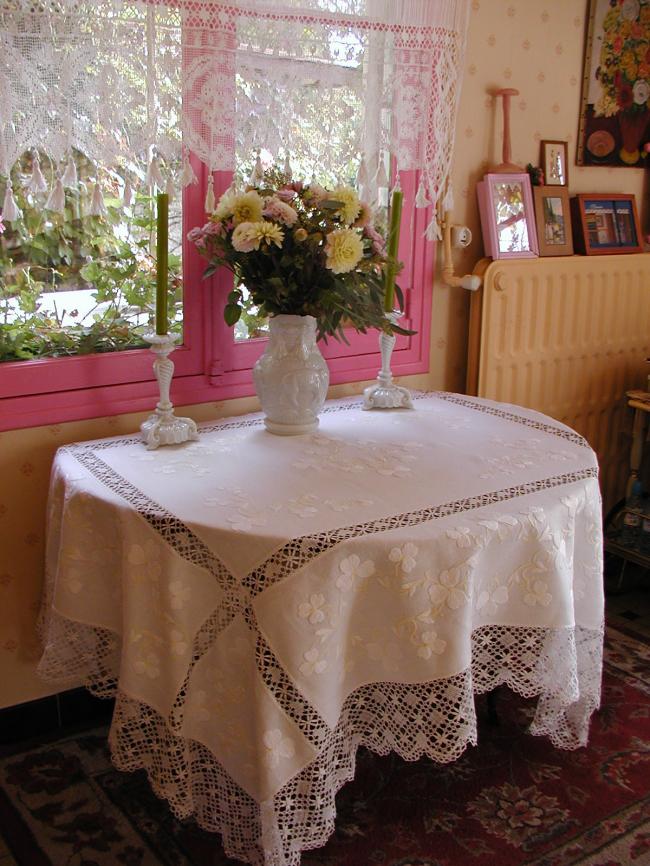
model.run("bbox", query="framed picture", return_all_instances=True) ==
[533,186,573,256]
[540,140,568,186]
[476,172,538,260]
[570,194,642,255]
[577,0,650,167]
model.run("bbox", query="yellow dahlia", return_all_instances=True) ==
[231,190,264,225]
[249,221,285,248]
[324,228,363,274]
[331,185,361,225]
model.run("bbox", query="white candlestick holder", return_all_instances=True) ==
[140,333,199,449]
[363,311,414,410]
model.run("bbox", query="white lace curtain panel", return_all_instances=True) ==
[0,0,470,232]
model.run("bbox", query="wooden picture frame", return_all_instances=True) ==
[540,140,568,186]
[476,172,538,260]
[533,186,573,256]
[570,194,642,255]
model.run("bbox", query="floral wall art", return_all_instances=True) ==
[578,0,650,166]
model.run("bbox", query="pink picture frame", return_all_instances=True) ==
[477,172,539,259]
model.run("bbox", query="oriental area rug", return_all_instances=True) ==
[0,626,648,866]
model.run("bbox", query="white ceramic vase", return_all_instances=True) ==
[253,314,329,435]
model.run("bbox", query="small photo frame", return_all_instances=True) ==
[476,172,539,260]
[540,140,568,186]
[533,186,573,256]
[570,194,642,255]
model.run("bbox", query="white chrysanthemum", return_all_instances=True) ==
[621,0,640,21]
[231,190,264,225]
[594,93,619,118]
[214,192,239,220]
[325,228,364,274]
[332,185,361,225]
[633,79,650,105]
[232,222,258,252]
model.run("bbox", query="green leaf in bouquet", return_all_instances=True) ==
[224,303,242,326]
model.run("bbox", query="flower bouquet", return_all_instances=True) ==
[188,168,412,434]
[188,168,409,342]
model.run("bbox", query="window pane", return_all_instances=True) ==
[0,150,182,362]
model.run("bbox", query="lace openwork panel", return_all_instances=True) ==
[37,393,605,866]
[0,0,470,219]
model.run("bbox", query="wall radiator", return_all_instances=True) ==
[466,254,650,513]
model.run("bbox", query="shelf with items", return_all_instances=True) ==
[605,502,650,564]
[604,390,650,586]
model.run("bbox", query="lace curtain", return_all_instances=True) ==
[0,0,470,233]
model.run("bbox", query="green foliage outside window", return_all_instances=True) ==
[0,153,182,363]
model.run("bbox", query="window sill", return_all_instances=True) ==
[0,344,430,432]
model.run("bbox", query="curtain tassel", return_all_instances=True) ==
[442,185,454,214]
[2,181,22,221]
[181,156,197,187]
[27,154,48,194]
[374,154,389,190]
[61,159,78,188]
[356,153,369,190]
[165,176,175,203]
[123,179,134,208]
[425,212,441,242]
[205,175,215,213]
[389,171,402,197]
[283,152,292,180]
[415,175,430,209]
[46,178,66,214]
[89,181,107,217]
[249,151,263,186]
[146,156,164,191]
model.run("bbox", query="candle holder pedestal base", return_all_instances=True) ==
[363,312,413,410]
[141,333,199,450]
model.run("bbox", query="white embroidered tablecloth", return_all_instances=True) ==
[38,392,604,866]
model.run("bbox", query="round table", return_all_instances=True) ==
[38,392,604,866]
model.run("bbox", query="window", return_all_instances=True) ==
[0,0,468,431]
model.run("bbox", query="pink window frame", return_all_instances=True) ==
[0,159,433,432]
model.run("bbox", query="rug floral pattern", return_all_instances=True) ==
[0,627,649,866]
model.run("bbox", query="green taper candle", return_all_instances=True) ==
[155,192,169,335]
[384,188,403,312]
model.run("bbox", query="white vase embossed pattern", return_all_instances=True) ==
[253,314,329,435]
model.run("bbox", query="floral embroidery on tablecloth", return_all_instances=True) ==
[336,554,375,591]
[298,594,327,624]
[263,729,296,768]
[300,647,328,676]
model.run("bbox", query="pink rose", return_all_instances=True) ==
[276,187,297,202]
[187,226,205,244]
[263,197,298,226]
[204,220,225,236]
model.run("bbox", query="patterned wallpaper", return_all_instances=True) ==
[1,0,648,708]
